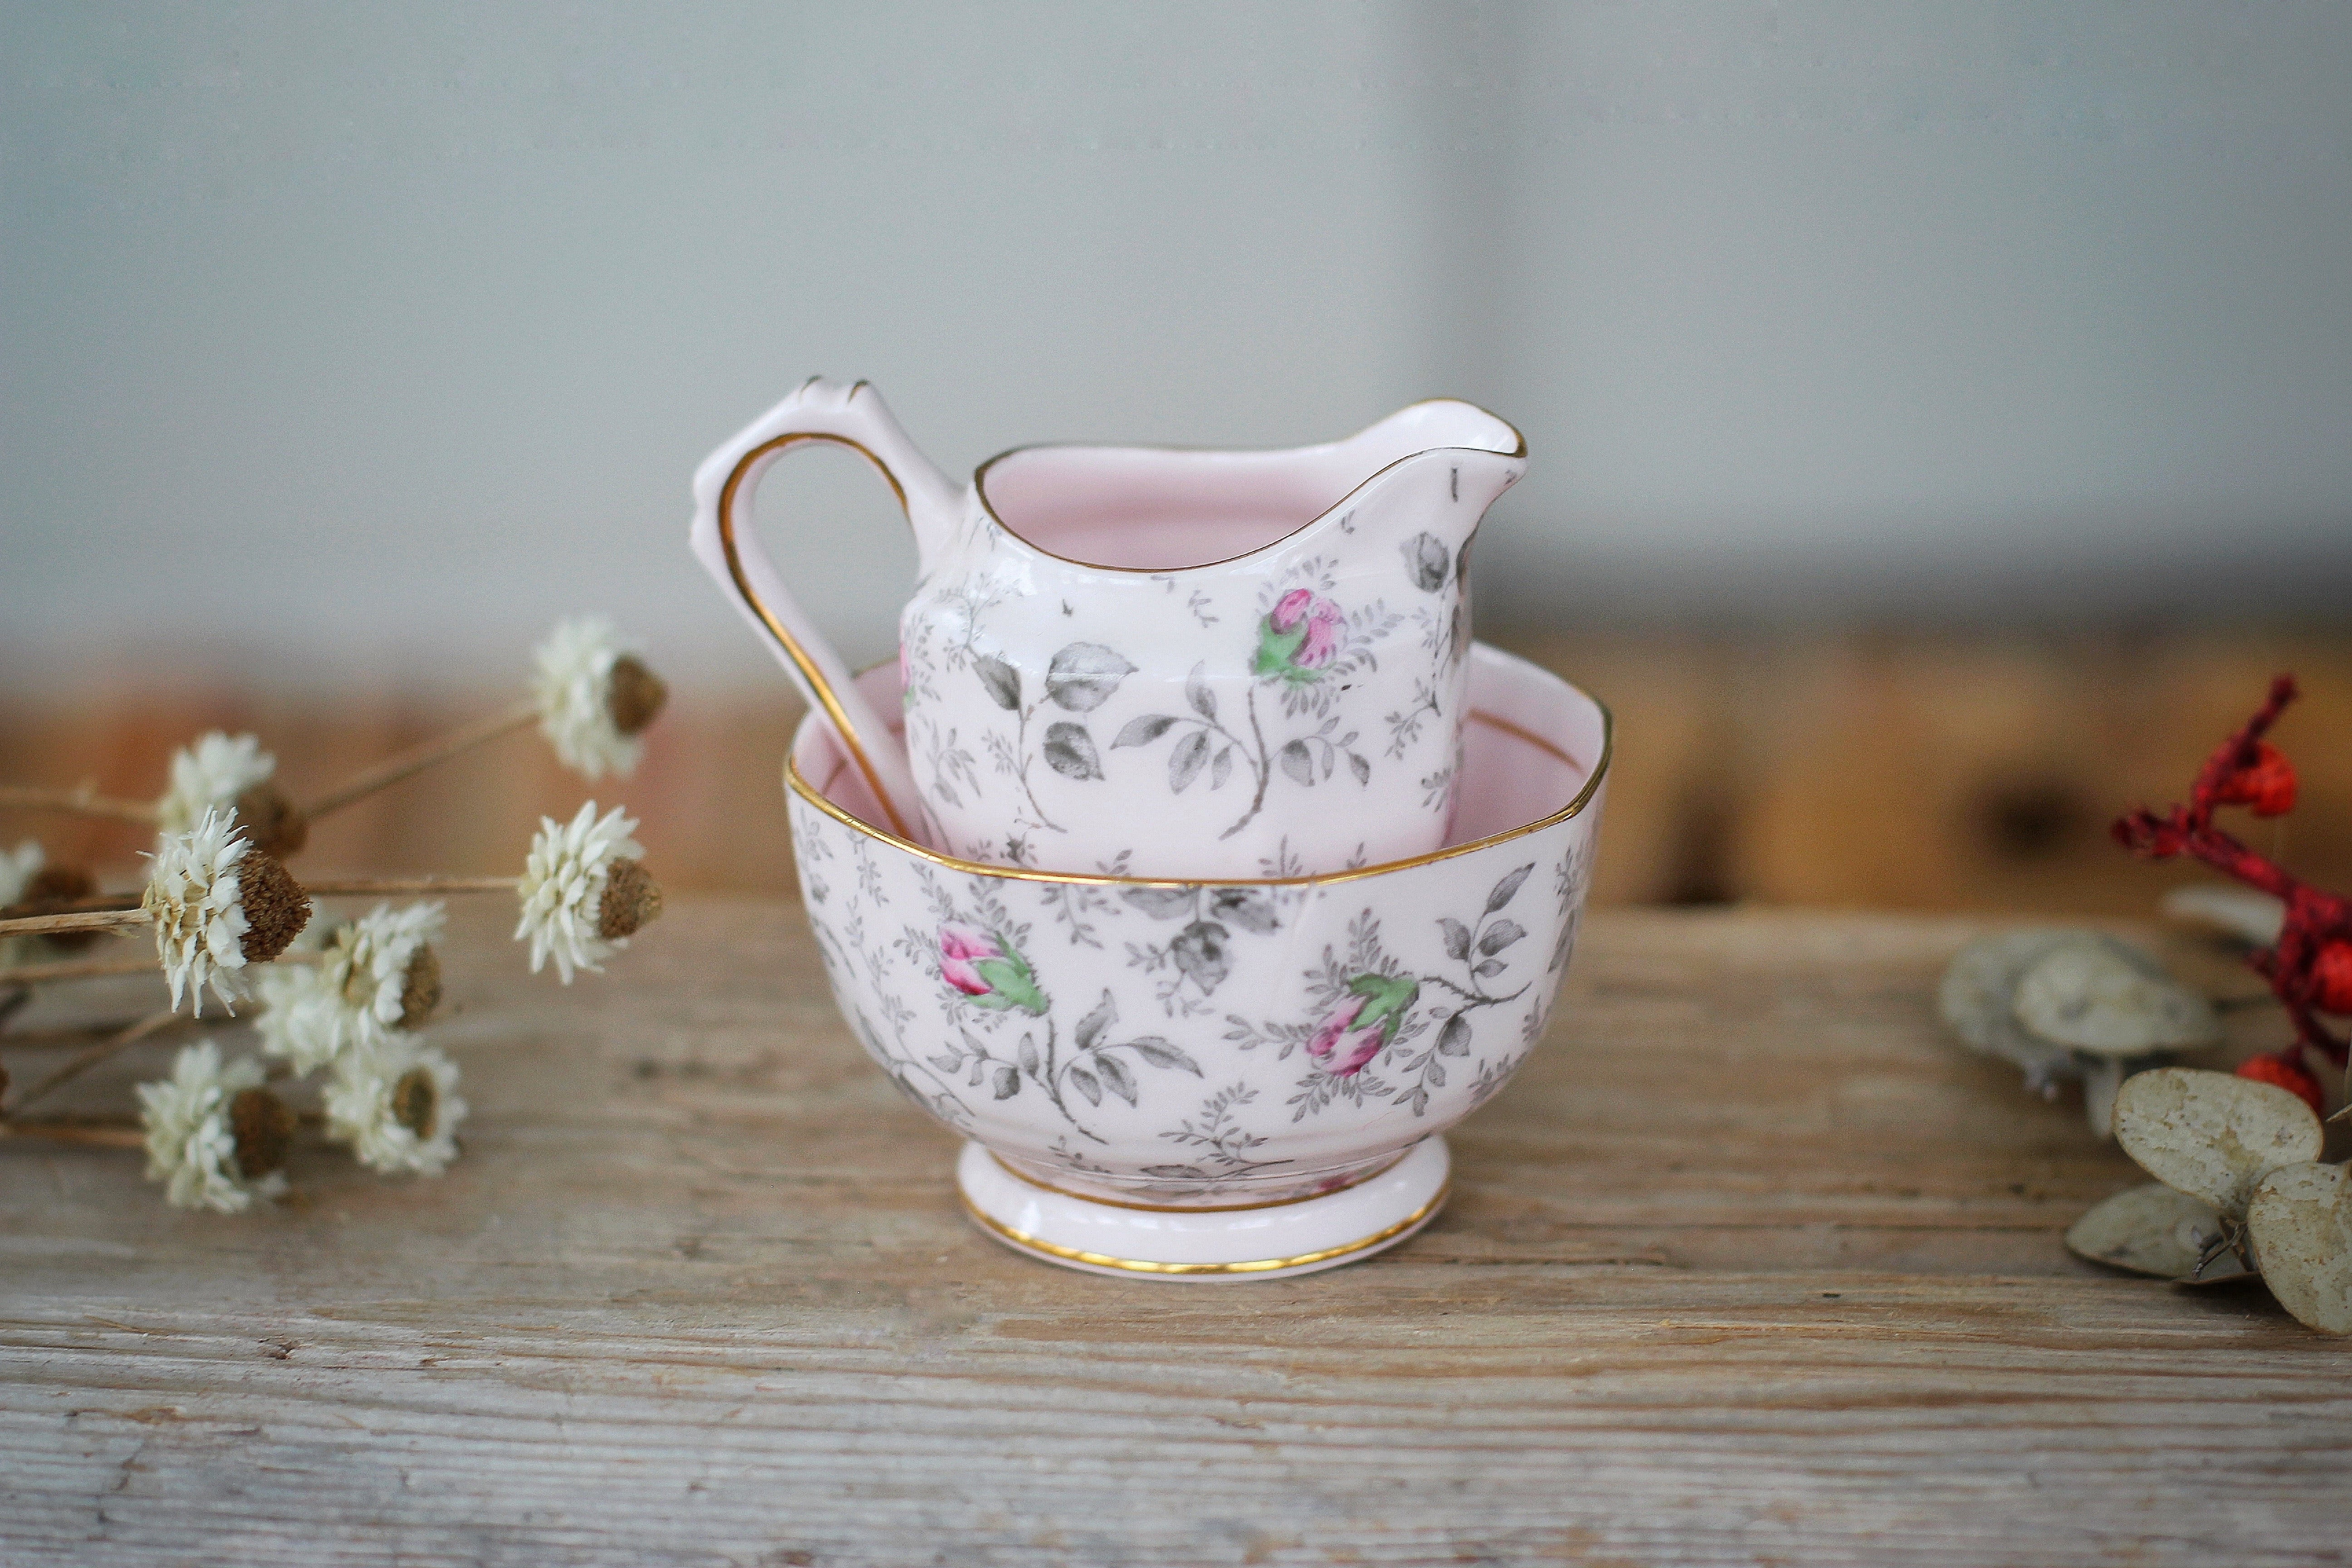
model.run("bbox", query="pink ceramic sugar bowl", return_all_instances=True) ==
[783,642,1609,1278]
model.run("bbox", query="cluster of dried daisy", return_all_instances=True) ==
[0,617,667,1211]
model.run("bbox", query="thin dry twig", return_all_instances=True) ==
[299,876,517,897]
[0,1118,145,1150]
[5,1009,182,1114]
[301,698,538,820]
[0,1014,239,1051]
[0,952,161,986]
[0,783,158,824]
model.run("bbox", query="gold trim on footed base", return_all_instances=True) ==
[960,1181,1450,1276]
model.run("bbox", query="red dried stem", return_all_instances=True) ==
[2112,674,2352,1066]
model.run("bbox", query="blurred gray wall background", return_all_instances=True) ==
[6,1,2350,693]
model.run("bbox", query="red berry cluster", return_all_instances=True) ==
[2112,675,2347,1113]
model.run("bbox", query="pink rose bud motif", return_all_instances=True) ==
[937,922,1049,1016]
[1252,588,1347,685]
[1305,973,1421,1078]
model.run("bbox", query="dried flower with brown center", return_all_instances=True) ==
[228,1085,297,1180]
[156,732,276,837]
[258,904,439,1073]
[532,618,660,779]
[325,1037,465,1175]
[597,859,663,941]
[235,851,312,962]
[397,944,442,1029]
[137,1041,284,1210]
[391,1066,440,1140]
[233,783,310,860]
[514,801,647,981]
[605,655,668,737]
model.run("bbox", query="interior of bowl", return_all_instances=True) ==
[791,642,1606,881]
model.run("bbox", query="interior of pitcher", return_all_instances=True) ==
[973,399,1522,572]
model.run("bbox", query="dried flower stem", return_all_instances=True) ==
[7,874,520,920]
[0,953,162,986]
[0,907,152,941]
[298,876,518,896]
[0,784,159,824]
[0,891,139,918]
[4,1008,181,1113]
[0,1118,146,1150]
[0,1014,238,1051]
[301,698,538,820]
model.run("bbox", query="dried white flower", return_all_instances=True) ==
[143,810,254,1015]
[532,617,664,779]
[136,1041,285,1212]
[157,732,276,837]
[0,839,42,905]
[514,800,644,983]
[324,1035,466,1176]
[257,903,445,1073]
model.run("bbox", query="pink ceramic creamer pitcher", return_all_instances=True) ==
[691,377,1524,877]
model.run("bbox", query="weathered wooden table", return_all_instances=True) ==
[4,901,2345,1565]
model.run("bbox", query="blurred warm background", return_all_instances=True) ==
[7,5,2351,912]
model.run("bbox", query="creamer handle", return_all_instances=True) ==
[689,378,950,844]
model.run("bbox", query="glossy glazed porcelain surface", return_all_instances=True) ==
[695,377,1526,877]
[783,643,1607,1233]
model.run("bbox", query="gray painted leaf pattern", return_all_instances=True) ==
[1186,662,1218,721]
[975,656,1021,711]
[1113,714,1179,748]
[1043,722,1103,780]
[1044,643,1137,712]
[1168,730,1211,793]
[1485,864,1534,914]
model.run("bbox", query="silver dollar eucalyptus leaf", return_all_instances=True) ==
[2064,1181,2245,1281]
[2159,883,2287,948]
[2112,1067,2324,1222]
[2246,1161,2352,1334]
[1939,930,2112,1091]
[2013,942,2223,1056]
[2081,1055,2127,1142]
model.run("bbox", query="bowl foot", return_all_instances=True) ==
[956,1137,1450,1281]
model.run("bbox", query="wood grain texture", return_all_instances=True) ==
[3,902,2347,1567]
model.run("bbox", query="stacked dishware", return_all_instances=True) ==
[693,379,1609,1277]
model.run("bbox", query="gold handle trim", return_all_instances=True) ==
[716,430,916,841]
